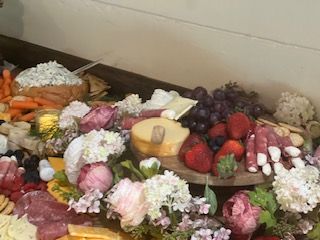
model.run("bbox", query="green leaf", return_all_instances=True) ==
[204,179,217,216]
[53,171,70,186]
[120,160,145,181]
[260,210,277,229]
[308,222,320,240]
[248,187,278,214]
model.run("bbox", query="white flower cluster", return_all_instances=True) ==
[273,166,320,213]
[16,61,83,88]
[274,92,315,126]
[191,227,231,240]
[59,101,91,129]
[68,189,103,214]
[143,89,179,110]
[114,94,143,116]
[144,170,192,220]
[82,129,125,164]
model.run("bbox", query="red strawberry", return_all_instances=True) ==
[208,123,228,139]
[217,140,245,162]
[227,112,251,140]
[185,143,213,173]
[254,236,280,240]
[179,133,204,161]
[11,175,25,192]
[36,181,47,191]
[10,191,24,203]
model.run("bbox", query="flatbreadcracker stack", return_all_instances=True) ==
[131,117,190,157]
[12,61,89,106]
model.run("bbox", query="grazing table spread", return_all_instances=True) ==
[0,57,319,240]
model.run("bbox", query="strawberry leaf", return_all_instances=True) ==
[204,178,217,216]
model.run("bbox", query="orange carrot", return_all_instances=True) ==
[2,69,11,80]
[3,84,10,97]
[6,108,22,118]
[0,96,12,103]
[33,97,57,106]
[40,104,63,110]
[13,113,23,122]
[0,77,4,88]
[18,111,36,122]
[10,100,38,109]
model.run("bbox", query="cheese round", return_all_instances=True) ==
[131,117,190,157]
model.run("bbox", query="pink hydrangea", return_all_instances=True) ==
[222,191,261,235]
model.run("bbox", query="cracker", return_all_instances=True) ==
[1,201,14,215]
[280,127,291,137]
[0,197,9,212]
[273,127,284,137]
[278,122,304,134]
[0,194,5,206]
[289,133,304,147]
[258,118,278,127]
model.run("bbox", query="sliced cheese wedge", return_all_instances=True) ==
[68,224,120,240]
[131,117,190,157]
[48,157,65,171]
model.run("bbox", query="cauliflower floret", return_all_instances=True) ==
[274,92,315,126]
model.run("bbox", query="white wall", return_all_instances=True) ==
[1,0,320,113]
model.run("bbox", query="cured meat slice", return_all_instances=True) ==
[255,126,268,166]
[139,109,165,117]
[13,191,92,240]
[245,134,258,173]
[121,116,147,130]
[0,156,11,186]
[266,128,281,162]
[1,160,17,190]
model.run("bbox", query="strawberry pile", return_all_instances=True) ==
[179,112,252,178]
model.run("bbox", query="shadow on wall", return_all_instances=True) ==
[0,0,24,37]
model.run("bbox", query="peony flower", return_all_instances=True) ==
[77,162,113,193]
[222,191,261,235]
[139,157,161,178]
[105,178,149,228]
[59,101,91,129]
[80,106,117,133]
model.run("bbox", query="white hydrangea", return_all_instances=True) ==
[82,129,125,164]
[114,94,143,116]
[143,89,179,110]
[273,166,320,213]
[144,170,192,220]
[59,101,91,129]
[274,92,315,126]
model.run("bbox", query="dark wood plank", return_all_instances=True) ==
[0,34,188,100]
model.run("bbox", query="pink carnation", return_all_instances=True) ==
[222,191,261,235]
[106,178,149,228]
[77,162,113,193]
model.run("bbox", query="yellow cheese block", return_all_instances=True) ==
[68,225,120,240]
[48,157,65,171]
[131,117,190,157]
[56,235,86,240]
[0,113,10,122]
[47,179,72,204]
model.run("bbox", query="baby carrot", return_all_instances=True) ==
[3,84,10,97]
[33,97,57,106]
[0,96,12,103]
[19,111,36,122]
[0,77,4,88]
[10,100,39,109]
[2,69,11,81]
[6,108,22,118]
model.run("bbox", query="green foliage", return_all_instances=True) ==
[52,170,82,201]
[204,179,217,216]
[308,222,320,240]
[248,187,278,229]
[53,170,70,186]
[120,160,145,181]
[217,154,237,179]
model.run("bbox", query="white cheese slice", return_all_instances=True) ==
[0,134,8,154]
[162,96,197,120]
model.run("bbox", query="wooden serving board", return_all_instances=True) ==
[132,146,274,186]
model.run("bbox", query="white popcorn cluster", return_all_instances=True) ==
[273,165,320,213]
[144,170,192,220]
[114,94,143,117]
[16,61,83,88]
[274,92,315,126]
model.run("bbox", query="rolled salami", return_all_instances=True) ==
[266,127,281,162]
[255,126,268,166]
[246,134,258,173]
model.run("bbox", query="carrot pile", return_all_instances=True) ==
[0,69,63,122]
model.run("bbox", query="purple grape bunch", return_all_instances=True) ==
[181,83,265,134]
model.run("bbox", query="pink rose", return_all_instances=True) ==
[80,106,117,133]
[77,162,113,193]
[222,191,261,235]
[106,178,149,228]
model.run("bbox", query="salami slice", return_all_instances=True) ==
[255,126,268,166]
[121,116,147,130]
[246,134,258,173]
[266,128,281,162]
[139,109,165,117]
